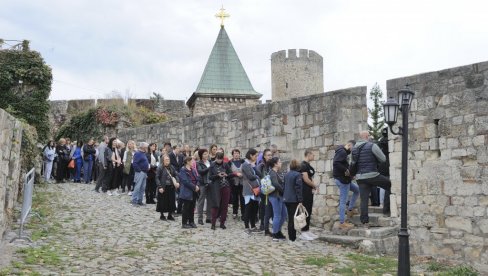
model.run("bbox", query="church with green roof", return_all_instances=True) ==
[186,10,262,117]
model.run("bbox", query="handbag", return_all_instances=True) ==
[260,174,275,195]
[68,159,75,169]
[167,168,180,189]
[294,203,309,231]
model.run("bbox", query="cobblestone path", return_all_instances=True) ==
[2,183,356,275]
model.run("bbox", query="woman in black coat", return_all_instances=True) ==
[208,152,237,230]
[55,138,70,183]
[156,155,179,221]
[145,143,159,204]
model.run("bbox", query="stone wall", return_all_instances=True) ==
[0,108,23,238]
[156,100,190,119]
[386,61,488,270]
[189,96,261,117]
[271,49,324,102]
[118,87,368,227]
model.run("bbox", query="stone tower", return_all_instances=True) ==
[271,49,324,101]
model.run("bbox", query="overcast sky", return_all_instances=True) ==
[1,0,488,102]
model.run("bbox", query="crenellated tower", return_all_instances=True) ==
[271,49,324,101]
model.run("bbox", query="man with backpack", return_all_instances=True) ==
[350,131,391,228]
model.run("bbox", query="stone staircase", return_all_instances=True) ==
[318,206,400,255]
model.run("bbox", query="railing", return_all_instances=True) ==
[10,167,40,243]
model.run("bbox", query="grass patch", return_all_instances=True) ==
[304,255,338,267]
[145,241,158,249]
[333,253,397,275]
[0,267,11,276]
[17,245,61,266]
[122,249,143,257]
[426,261,478,275]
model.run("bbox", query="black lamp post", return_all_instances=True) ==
[382,85,415,276]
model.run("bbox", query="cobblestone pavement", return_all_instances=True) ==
[1,183,411,275]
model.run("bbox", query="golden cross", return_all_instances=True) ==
[215,6,230,27]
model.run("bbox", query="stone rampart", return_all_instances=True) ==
[0,108,23,237]
[118,87,368,227]
[387,61,488,270]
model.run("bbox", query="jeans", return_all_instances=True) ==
[44,161,53,182]
[269,196,287,234]
[357,174,391,224]
[334,179,360,223]
[211,186,231,226]
[197,185,209,220]
[285,202,299,241]
[83,159,93,183]
[132,171,147,204]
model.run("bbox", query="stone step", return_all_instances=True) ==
[348,226,398,239]
[349,213,397,227]
[318,233,399,255]
[318,234,364,249]
[368,206,384,214]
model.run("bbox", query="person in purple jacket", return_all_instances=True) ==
[131,142,149,206]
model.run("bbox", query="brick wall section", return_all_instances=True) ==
[386,61,488,270]
[0,108,23,237]
[118,87,368,227]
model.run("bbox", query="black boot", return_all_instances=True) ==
[160,214,167,221]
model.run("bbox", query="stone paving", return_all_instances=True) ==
[2,183,355,275]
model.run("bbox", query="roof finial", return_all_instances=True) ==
[215,5,230,27]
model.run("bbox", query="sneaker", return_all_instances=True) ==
[182,224,192,229]
[167,215,175,221]
[299,233,314,241]
[211,225,216,230]
[113,190,120,196]
[160,215,167,221]
[198,219,204,225]
[190,223,197,228]
[346,209,359,218]
[107,191,113,196]
[307,231,318,239]
[250,227,261,233]
[277,231,287,240]
[360,222,370,229]
[131,203,140,208]
[93,189,100,193]
[127,191,133,196]
[220,224,226,230]
[264,229,272,237]
[272,233,280,242]
[339,222,354,230]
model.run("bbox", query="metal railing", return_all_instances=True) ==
[10,167,40,243]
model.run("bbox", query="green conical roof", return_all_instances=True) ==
[194,26,261,97]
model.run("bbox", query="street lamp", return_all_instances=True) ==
[382,85,415,276]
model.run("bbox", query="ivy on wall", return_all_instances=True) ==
[0,41,52,141]
[56,103,168,142]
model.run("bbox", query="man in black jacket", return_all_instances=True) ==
[333,140,360,230]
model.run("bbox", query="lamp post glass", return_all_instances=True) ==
[383,97,399,125]
[398,88,415,106]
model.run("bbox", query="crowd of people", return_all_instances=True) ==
[42,129,391,242]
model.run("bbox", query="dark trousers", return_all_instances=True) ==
[285,202,299,241]
[145,178,156,203]
[231,185,245,216]
[181,199,195,225]
[302,188,314,232]
[176,197,183,214]
[211,186,231,226]
[121,167,135,192]
[357,175,391,224]
[95,162,105,191]
[370,186,381,206]
[103,164,113,192]
[56,160,68,182]
[244,199,259,228]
